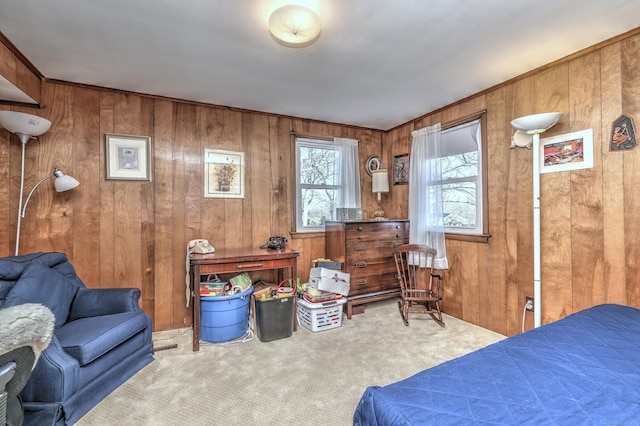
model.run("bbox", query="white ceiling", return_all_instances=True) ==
[1,0,640,130]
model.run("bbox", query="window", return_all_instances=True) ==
[295,138,339,232]
[436,114,487,236]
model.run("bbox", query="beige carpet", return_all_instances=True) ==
[76,299,504,426]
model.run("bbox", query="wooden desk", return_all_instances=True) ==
[189,247,300,351]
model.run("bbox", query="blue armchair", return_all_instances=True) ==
[0,252,154,426]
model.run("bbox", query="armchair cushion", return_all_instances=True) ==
[69,288,141,321]
[4,262,77,328]
[56,312,149,366]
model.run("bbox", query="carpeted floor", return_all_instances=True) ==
[75,299,505,425]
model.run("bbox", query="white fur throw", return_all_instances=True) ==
[0,303,55,368]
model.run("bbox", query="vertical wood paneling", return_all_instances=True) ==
[0,121,9,253]
[35,84,74,255]
[600,43,626,304]
[71,86,101,281]
[249,113,271,248]
[621,34,640,307]
[98,92,116,288]
[502,83,521,335]
[112,93,154,319]
[569,52,604,311]
[485,87,508,334]
[153,99,175,330]
[512,77,535,334]
[536,66,572,323]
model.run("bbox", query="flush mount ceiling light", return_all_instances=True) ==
[269,5,321,47]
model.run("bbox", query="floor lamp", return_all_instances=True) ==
[511,112,563,328]
[0,111,80,255]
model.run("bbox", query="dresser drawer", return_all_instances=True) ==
[347,240,407,260]
[347,257,397,277]
[349,272,399,295]
[345,222,408,242]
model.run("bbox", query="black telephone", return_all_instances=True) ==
[261,236,288,250]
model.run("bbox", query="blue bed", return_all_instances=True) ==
[354,304,640,425]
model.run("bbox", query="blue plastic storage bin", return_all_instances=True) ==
[200,286,253,343]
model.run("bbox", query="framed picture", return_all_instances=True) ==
[540,129,593,174]
[393,153,410,185]
[105,134,152,181]
[204,149,245,198]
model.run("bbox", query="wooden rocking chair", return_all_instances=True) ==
[392,244,444,326]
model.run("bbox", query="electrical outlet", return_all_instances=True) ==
[525,296,534,311]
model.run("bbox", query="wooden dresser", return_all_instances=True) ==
[325,219,409,318]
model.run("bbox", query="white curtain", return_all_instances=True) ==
[334,137,361,209]
[409,124,449,269]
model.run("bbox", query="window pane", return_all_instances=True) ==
[300,188,336,228]
[299,145,336,186]
[441,151,478,180]
[442,182,477,228]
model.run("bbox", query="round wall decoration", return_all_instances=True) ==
[365,155,382,176]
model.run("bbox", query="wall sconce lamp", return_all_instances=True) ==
[510,112,563,328]
[269,5,321,47]
[0,111,80,255]
[372,169,389,220]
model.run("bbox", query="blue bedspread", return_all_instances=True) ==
[354,304,640,425]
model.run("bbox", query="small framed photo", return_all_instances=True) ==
[540,129,593,174]
[204,149,245,198]
[105,134,152,181]
[393,153,410,185]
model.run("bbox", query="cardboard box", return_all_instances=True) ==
[308,267,350,296]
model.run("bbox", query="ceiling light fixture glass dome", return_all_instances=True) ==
[269,5,321,48]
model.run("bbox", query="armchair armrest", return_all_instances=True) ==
[21,335,79,403]
[69,288,142,321]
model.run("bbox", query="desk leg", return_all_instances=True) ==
[291,263,297,332]
[192,264,200,351]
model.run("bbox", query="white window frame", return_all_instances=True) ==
[295,137,339,233]
[434,112,488,238]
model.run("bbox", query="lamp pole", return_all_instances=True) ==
[15,134,32,256]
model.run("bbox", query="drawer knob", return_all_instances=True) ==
[355,245,367,251]
[356,279,367,285]
[357,226,363,231]
[355,262,367,268]
[396,234,400,238]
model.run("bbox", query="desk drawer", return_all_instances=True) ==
[199,258,294,275]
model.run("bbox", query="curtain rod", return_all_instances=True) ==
[289,130,334,141]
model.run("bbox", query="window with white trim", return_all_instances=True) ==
[437,117,486,235]
[295,138,338,232]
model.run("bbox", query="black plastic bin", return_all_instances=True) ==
[255,296,295,342]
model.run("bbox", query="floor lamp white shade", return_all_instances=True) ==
[511,112,563,328]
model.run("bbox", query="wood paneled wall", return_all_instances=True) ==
[383,30,640,336]
[2,28,640,335]
[0,80,384,330]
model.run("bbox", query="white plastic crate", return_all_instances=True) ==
[297,297,346,332]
